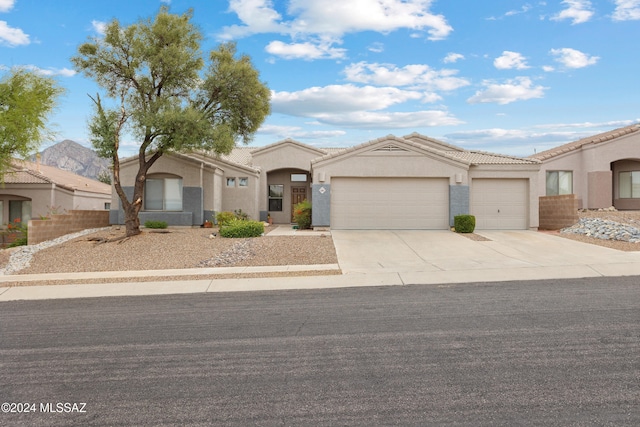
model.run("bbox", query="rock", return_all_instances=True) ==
[561,218,640,243]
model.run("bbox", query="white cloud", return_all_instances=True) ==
[443,52,464,63]
[551,0,594,24]
[91,20,107,35]
[314,110,462,128]
[467,77,547,105]
[220,0,453,42]
[343,61,470,92]
[270,84,461,128]
[266,39,346,60]
[488,4,533,20]
[542,65,555,72]
[550,47,599,68]
[494,51,530,70]
[0,20,29,46]
[368,42,384,53]
[258,124,346,139]
[271,84,424,115]
[612,0,640,21]
[21,65,76,77]
[0,0,14,13]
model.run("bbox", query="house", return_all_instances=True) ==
[530,124,640,210]
[0,159,111,225]
[111,133,541,230]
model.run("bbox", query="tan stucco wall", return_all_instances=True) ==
[537,131,640,209]
[220,165,260,220]
[0,184,78,222]
[313,150,469,184]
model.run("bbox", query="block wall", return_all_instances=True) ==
[538,195,579,230]
[28,210,110,245]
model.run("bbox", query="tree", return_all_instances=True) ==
[72,7,271,237]
[0,69,64,176]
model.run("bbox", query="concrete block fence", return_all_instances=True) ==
[538,194,579,230]
[28,210,110,245]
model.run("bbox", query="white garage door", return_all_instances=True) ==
[331,178,449,230]
[471,179,528,229]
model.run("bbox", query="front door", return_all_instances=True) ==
[291,186,307,222]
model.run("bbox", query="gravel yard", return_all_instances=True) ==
[3,226,338,277]
[558,209,640,251]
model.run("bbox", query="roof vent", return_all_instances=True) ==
[374,144,408,152]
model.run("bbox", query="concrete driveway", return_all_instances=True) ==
[331,230,640,284]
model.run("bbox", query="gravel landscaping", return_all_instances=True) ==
[0,225,338,281]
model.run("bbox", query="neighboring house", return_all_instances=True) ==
[113,133,541,230]
[0,159,111,225]
[531,124,640,210]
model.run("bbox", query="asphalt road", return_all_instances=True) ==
[1,277,639,426]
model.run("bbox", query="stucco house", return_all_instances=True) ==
[531,124,640,210]
[111,133,541,230]
[0,159,111,225]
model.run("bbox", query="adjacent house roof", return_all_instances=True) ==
[530,124,640,161]
[3,160,111,194]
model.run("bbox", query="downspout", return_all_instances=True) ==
[200,162,204,226]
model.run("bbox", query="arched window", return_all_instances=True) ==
[144,175,183,211]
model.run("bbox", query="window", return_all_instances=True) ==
[226,177,236,187]
[145,177,183,211]
[546,171,573,196]
[269,184,284,211]
[619,171,640,198]
[104,203,111,210]
[291,173,307,182]
[238,177,249,187]
[8,200,31,223]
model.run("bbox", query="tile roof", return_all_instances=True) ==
[3,160,111,194]
[529,124,640,161]
[447,150,540,165]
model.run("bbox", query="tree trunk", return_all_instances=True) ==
[124,206,142,237]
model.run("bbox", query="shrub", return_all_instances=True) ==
[454,215,476,233]
[216,211,236,226]
[293,199,312,230]
[219,219,264,238]
[144,220,168,229]
[234,209,249,221]
[5,218,28,247]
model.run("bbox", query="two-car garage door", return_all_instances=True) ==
[331,177,450,230]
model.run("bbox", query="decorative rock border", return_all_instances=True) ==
[562,218,640,243]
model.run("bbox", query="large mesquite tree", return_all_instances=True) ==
[0,69,63,176]
[72,7,270,237]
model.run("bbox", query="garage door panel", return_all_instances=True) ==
[331,178,449,230]
[471,179,528,230]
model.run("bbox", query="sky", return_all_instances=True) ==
[1,0,639,157]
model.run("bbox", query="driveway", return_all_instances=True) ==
[331,230,640,284]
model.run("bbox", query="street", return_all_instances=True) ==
[1,277,639,426]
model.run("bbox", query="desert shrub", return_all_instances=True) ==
[234,209,249,221]
[5,218,28,247]
[293,199,312,229]
[454,215,476,233]
[216,211,236,226]
[144,220,168,229]
[219,219,264,238]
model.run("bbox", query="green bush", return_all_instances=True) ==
[219,219,264,238]
[215,211,236,226]
[234,209,249,221]
[454,215,476,233]
[293,199,312,229]
[144,220,168,229]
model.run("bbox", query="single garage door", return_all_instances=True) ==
[331,177,449,230]
[471,179,528,229]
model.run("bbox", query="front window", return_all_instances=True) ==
[145,177,183,211]
[291,173,307,182]
[619,171,640,198]
[8,200,31,223]
[226,177,236,187]
[546,171,573,196]
[269,184,283,211]
[238,177,249,187]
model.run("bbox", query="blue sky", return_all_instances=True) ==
[1,0,639,157]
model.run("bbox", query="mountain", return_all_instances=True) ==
[35,140,110,181]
